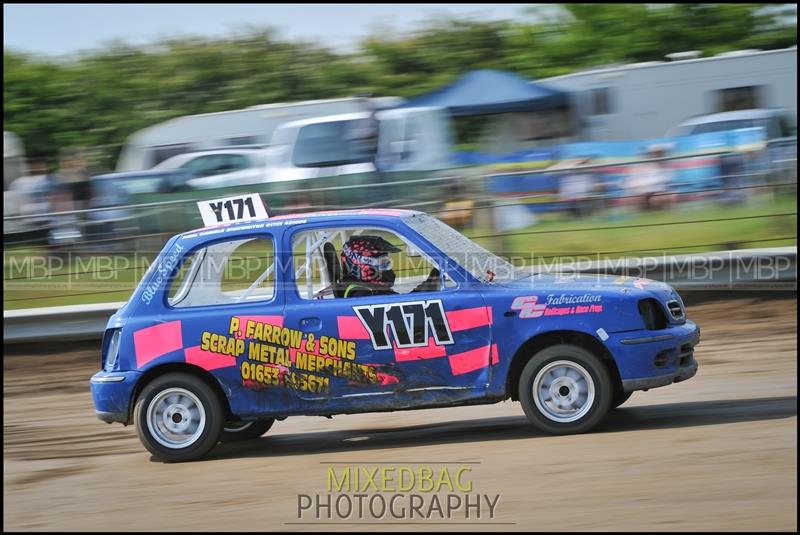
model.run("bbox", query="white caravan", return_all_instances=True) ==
[115,96,405,171]
[541,46,797,142]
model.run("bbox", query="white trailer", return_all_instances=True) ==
[541,47,797,142]
[115,96,405,171]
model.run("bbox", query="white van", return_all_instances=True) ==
[376,107,455,172]
[265,107,454,182]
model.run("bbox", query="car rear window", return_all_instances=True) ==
[167,235,276,308]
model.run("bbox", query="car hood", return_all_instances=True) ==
[497,272,681,303]
[479,272,686,333]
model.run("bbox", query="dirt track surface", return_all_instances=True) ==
[3,298,797,531]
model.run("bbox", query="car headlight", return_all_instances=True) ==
[638,299,668,330]
[666,299,685,321]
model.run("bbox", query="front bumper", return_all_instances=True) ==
[90,370,143,424]
[606,320,700,393]
[620,357,698,391]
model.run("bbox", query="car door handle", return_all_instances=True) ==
[300,317,322,330]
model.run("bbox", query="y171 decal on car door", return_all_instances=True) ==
[353,299,454,350]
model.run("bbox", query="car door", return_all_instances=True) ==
[155,231,296,418]
[281,222,494,408]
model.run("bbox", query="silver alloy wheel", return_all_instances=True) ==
[532,360,596,423]
[223,421,254,433]
[146,387,206,449]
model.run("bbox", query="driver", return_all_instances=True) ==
[340,235,440,298]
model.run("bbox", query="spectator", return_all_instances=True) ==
[718,151,748,204]
[9,157,57,218]
[441,180,475,230]
[58,147,92,210]
[625,145,673,211]
[559,157,596,218]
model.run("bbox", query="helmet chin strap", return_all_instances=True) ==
[380,269,396,286]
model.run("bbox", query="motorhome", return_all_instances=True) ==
[541,47,797,142]
[115,96,405,171]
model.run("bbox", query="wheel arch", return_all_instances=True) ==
[505,330,622,401]
[127,363,233,424]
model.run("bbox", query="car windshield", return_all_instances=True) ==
[152,155,189,170]
[403,213,519,283]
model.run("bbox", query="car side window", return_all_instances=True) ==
[292,226,455,300]
[228,154,251,171]
[778,115,794,138]
[765,118,781,140]
[215,154,243,173]
[167,235,276,308]
[181,155,215,177]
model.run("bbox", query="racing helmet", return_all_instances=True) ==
[340,235,400,286]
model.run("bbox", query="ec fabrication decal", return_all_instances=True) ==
[511,293,603,319]
[296,464,502,522]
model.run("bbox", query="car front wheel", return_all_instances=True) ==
[519,344,612,435]
[220,419,275,443]
[134,373,224,462]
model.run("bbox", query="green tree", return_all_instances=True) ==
[3,4,796,170]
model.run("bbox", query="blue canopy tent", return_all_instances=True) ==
[394,69,569,116]
[393,70,576,231]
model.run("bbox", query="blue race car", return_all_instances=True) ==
[90,207,699,462]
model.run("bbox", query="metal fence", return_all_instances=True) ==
[3,148,797,320]
[3,148,797,250]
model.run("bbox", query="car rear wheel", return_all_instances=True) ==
[519,344,612,435]
[220,419,275,442]
[134,373,224,462]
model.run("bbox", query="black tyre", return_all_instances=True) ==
[134,373,224,462]
[612,390,633,409]
[220,419,275,443]
[518,344,613,435]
